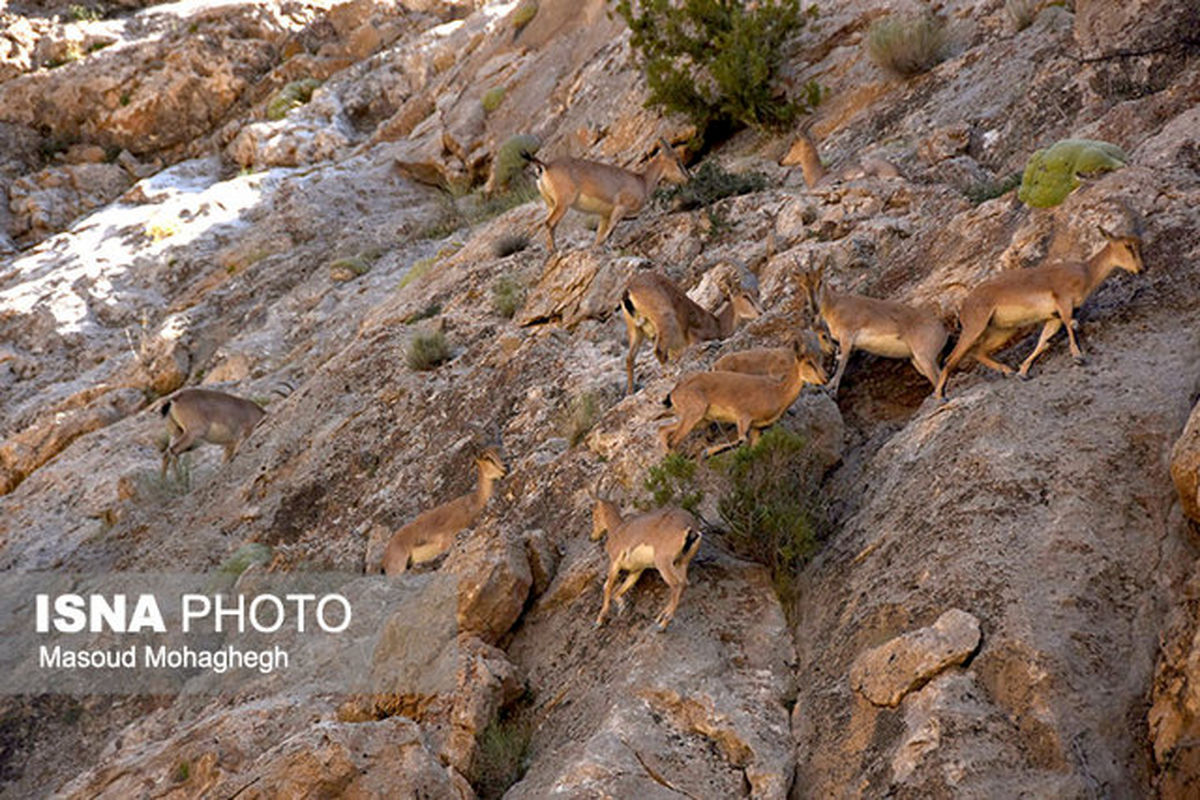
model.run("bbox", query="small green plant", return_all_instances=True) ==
[640,452,702,513]
[68,4,102,21]
[964,171,1022,204]
[491,134,541,192]
[613,0,810,144]
[401,255,439,288]
[658,159,768,209]
[133,462,193,502]
[403,302,442,324]
[218,543,273,577]
[1005,0,1042,31]
[266,78,321,121]
[512,0,538,31]
[714,426,823,615]
[119,91,131,106]
[472,711,532,799]
[172,761,190,783]
[1017,138,1127,208]
[491,275,526,318]
[481,86,506,113]
[865,12,949,77]
[493,233,530,258]
[328,255,372,281]
[558,391,601,447]
[86,40,112,53]
[406,331,451,370]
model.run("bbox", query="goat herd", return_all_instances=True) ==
[155,138,1145,631]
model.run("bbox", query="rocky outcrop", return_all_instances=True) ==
[1172,401,1200,525]
[850,609,982,708]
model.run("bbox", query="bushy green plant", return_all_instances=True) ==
[406,331,451,370]
[68,4,102,21]
[511,0,538,31]
[1017,138,1127,208]
[266,78,321,121]
[134,462,192,501]
[492,134,541,192]
[714,426,823,613]
[964,171,1022,204]
[865,12,949,77]
[481,86,506,113]
[612,0,808,144]
[328,255,372,281]
[403,302,442,324]
[491,275,527,318]
[640,452,702,513]
[472,712,532,799]
[218,543,273,577]
[658,159,768,209]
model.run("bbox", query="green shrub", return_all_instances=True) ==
[481,86,506,114]
[68,4,102,21]
[964,171,1022,204]
[866,12,949,77]
[406,331,451,370]
[218,543,273,577]
[134,462,192,501]
[472,712,532,799]
[266,78,321,121]
[511,0,538,31]
[491,275,526,318]
[714,426,823,614]
[640,452,702,513]
[328,255,372,281]
[1017,138,1127,208]
[492,134,541,192]
[403,302,442,324]
[613,0,809,144]
[658,159,768,209]
[558,392,601,447]
[172,761,190,783]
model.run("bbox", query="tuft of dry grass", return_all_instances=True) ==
[865,12,949,77]
[406,331,451,370]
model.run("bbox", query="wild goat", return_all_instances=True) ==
[591,497,702,631]
[800,264,948,396]
[523,138,689,252]
[934,226,1144,399]
[784,127,900,188]
[622,271,762,394]
[381,448,507,575]
[712,330,833,379]
[159,388,265,478]
[659,340,827,457]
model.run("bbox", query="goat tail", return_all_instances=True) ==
[674,528,702,566]
[521,150,546,173]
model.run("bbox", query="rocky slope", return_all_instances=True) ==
[2,0,1199,797]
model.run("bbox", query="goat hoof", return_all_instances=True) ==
[1017,371,1031,381]
[1073,355,1087,365]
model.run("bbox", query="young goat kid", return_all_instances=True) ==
[591,498,702,631]
[159,388,265,478]
[712,330,833,379]
[622,271,761,394]
[381,449,507,575]
[659,340,827,457]
[934,226,1144,400]
[524,138,689,252]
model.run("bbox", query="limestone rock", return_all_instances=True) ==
[446,529,533,644]
[8,164,132,244]
[850,609,982,707]
[1171,400,1200,524]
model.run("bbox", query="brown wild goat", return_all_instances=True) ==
[591,497,702,631]
[159,388,265,478]
[622,271,761,394]
[381,448,507,575]
[658,339,827,457]
[800,264,948,396]
[524,138,689,252]
[712,330,834,379]
[934,226,1144,400]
